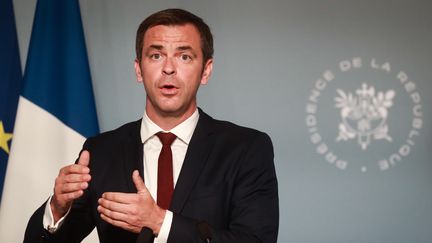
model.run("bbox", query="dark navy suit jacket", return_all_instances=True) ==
[24,109,279,243]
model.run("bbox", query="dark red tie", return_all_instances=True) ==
[156,132,176,209]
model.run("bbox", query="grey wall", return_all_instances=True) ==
[14,0,432,242]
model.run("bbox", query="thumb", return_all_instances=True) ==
[78,150,90,167]
[132,170,146,193]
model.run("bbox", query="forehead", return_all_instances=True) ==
[143,24,201,48]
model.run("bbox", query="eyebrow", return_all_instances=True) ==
[148,44,163,50]
[146,44,197,57]
[177,46,197,57]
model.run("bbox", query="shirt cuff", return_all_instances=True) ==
[43,195,71,233]
[154,210,173,243]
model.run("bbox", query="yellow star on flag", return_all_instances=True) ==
[0,120,13,154]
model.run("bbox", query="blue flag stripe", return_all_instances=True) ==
[0,0,23,201]
[0,0,22,130]
[23,0,99,137]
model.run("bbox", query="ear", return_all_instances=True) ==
[134,59,143,83]
[200,59,213,85]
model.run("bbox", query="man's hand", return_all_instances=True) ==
[97,170,166,234]
[50,150,91,223]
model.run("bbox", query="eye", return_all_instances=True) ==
[150,53,162,60]
[179,54,192,62]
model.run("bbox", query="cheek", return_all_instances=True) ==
[142,61,161,75]
[142,75,158,93]
[178,66,203,83]
[142,68,160,86]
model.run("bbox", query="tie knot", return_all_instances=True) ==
[156,132,177,146]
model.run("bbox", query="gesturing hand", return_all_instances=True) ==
[51,150,91,222]
[97,170,166,234]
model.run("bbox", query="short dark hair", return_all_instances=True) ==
[136,8,214,64]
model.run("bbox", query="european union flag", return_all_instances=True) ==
[0,0,23,201]
[0,0,99,241]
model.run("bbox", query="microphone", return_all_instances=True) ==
[136,227,154,243]
[197,222,212,243]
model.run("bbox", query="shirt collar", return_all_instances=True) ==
[140,109,199,145]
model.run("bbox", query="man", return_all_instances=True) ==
[24,8,278,243]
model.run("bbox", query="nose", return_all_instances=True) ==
[162,57,176,75]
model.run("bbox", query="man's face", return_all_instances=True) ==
[135,24,213,119]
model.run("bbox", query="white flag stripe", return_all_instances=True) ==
[0,96,97,242]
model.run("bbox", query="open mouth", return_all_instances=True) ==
[162,84,176,89]
[160,84,178,94]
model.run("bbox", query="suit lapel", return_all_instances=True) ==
[122,120,144,193]
[119,112,216,210]
[170,110,216,213]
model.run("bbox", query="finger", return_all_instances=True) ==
[98,198,130,214]
[97,204,129,221]
[98,204,141,231]
[132,170,146,193]
[102,192,137,204]
[63,173,91,183]
[58,182,88,193]
[78,150,90,167]
[56,190,84,202]
[99,213,139,233]
[60,164,89,175]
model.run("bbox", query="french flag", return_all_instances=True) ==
[0,0,99,242]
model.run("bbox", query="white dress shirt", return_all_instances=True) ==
[43,109,199,243]
[141,109,199,242]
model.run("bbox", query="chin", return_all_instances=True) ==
[158,106,184,116]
